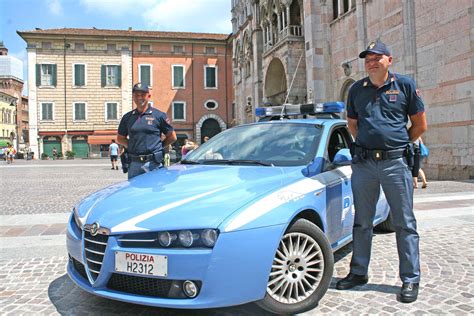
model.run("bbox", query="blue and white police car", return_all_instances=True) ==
[66,102,393,314]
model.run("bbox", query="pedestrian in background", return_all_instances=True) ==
[109,139,119,170]
[117,83,176,179]
[52,147,58,160]
[336,40,427,303]
[413,137,428,189]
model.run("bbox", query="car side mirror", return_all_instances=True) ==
[333,148,352,166]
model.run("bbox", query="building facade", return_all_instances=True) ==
[0,42,28,151]
[18,28,233,158]
[231,0,473,180]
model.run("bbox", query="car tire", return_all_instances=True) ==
[256,218,334,314]
[375,211,395,233]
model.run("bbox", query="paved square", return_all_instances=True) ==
[1,160,473,315]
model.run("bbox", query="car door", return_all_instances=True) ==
[321,125,354,245]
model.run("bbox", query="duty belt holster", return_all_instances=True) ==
[129,153,156,162]
[351,143,406,163]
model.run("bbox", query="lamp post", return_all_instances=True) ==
[9,99,18,153]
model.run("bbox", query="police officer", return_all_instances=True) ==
[117,83,177,179]
[336,40,427,303]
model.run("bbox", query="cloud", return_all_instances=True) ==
[80,0,156,17]
[143,0,232,34]
[48,0,63,15]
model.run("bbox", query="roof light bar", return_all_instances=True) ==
[255,102,345,117]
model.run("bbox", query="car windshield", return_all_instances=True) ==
[184,123,323,166]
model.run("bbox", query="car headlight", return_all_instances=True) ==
[155,229,219,248]
[201,229,218,247]
[158,232,177,247]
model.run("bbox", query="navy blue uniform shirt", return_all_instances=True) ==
[347,72,425,150]
[118,106,173,155]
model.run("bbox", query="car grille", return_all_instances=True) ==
[107,273,173,298]
[71,257,88,280]
[83,231,109,282]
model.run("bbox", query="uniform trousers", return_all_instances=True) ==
[128,160,161,179]
[350,157,420,283]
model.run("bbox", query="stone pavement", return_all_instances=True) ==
[0,159,473,315]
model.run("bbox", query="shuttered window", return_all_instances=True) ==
[101,65,121,87]
[172,102,185,121]
[106,102,118,120]
[74,64,86,86]
[139,65,152,86]
[41,103,53,120]
[172,65,185,88]
[74,103,86,121]
[205,66,217,88]
[36,64,57,87]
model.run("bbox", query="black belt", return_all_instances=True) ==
[129,152,156,162]
[356,146,406,161]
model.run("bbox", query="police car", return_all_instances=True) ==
[66,102,393,314]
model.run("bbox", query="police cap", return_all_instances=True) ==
[132,83,150,93]
[359,40,391,58]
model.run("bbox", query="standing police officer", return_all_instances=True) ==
[336,40,427,303]
[117,83,177,179]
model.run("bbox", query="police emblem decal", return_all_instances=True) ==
[90,222,100,236]
[369,42,376,49]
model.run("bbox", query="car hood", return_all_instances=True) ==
[76,164,303,234]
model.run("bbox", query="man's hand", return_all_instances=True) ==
[347,118,358,139]
[162,131,177,148]
[117,134,128,148]
[409,112,427,142]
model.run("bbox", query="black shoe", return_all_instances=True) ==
[399,282,419,303]
[336,273,368,290]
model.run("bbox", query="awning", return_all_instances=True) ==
[88,135,117,145]
[0,139,12,147]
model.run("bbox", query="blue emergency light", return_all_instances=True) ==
[255,101,345,117]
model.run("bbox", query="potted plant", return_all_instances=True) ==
[41,153,49,160]
[57,152,64,159]
[65,150,76,159]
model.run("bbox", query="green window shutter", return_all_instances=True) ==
[117,66,122,87]
[101,65,106,87]
[36,64,41,86]
[206,67,216,87]
[141,66,151,86]
[75,65,85,86]
[42,104,46,120]
[174,66,183,87]
[52,64,57,87]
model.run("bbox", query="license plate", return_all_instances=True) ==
[115,251,167,277]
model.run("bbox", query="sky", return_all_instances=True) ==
[0,0,233,94]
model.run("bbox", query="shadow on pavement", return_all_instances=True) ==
[48,274,275,316]
[329,242,399,294]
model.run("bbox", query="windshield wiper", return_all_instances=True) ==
[180,159,201,165]
[202,159,273,166]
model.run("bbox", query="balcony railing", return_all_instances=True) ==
[264,25,303,53]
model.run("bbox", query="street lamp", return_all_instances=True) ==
[9,99,18,152]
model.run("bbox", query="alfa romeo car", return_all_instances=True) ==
[66,102,392,314]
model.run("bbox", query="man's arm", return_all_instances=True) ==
[408,111,427,142]
[162,131,177,148]
[347,118,358,139]
[117,135,128,148]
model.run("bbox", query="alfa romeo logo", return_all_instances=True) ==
[90,222,100,236]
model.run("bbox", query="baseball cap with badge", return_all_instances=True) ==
[359,40,391,58]
[132,82,150,93]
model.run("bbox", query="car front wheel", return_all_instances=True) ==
[256,219,334,314]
